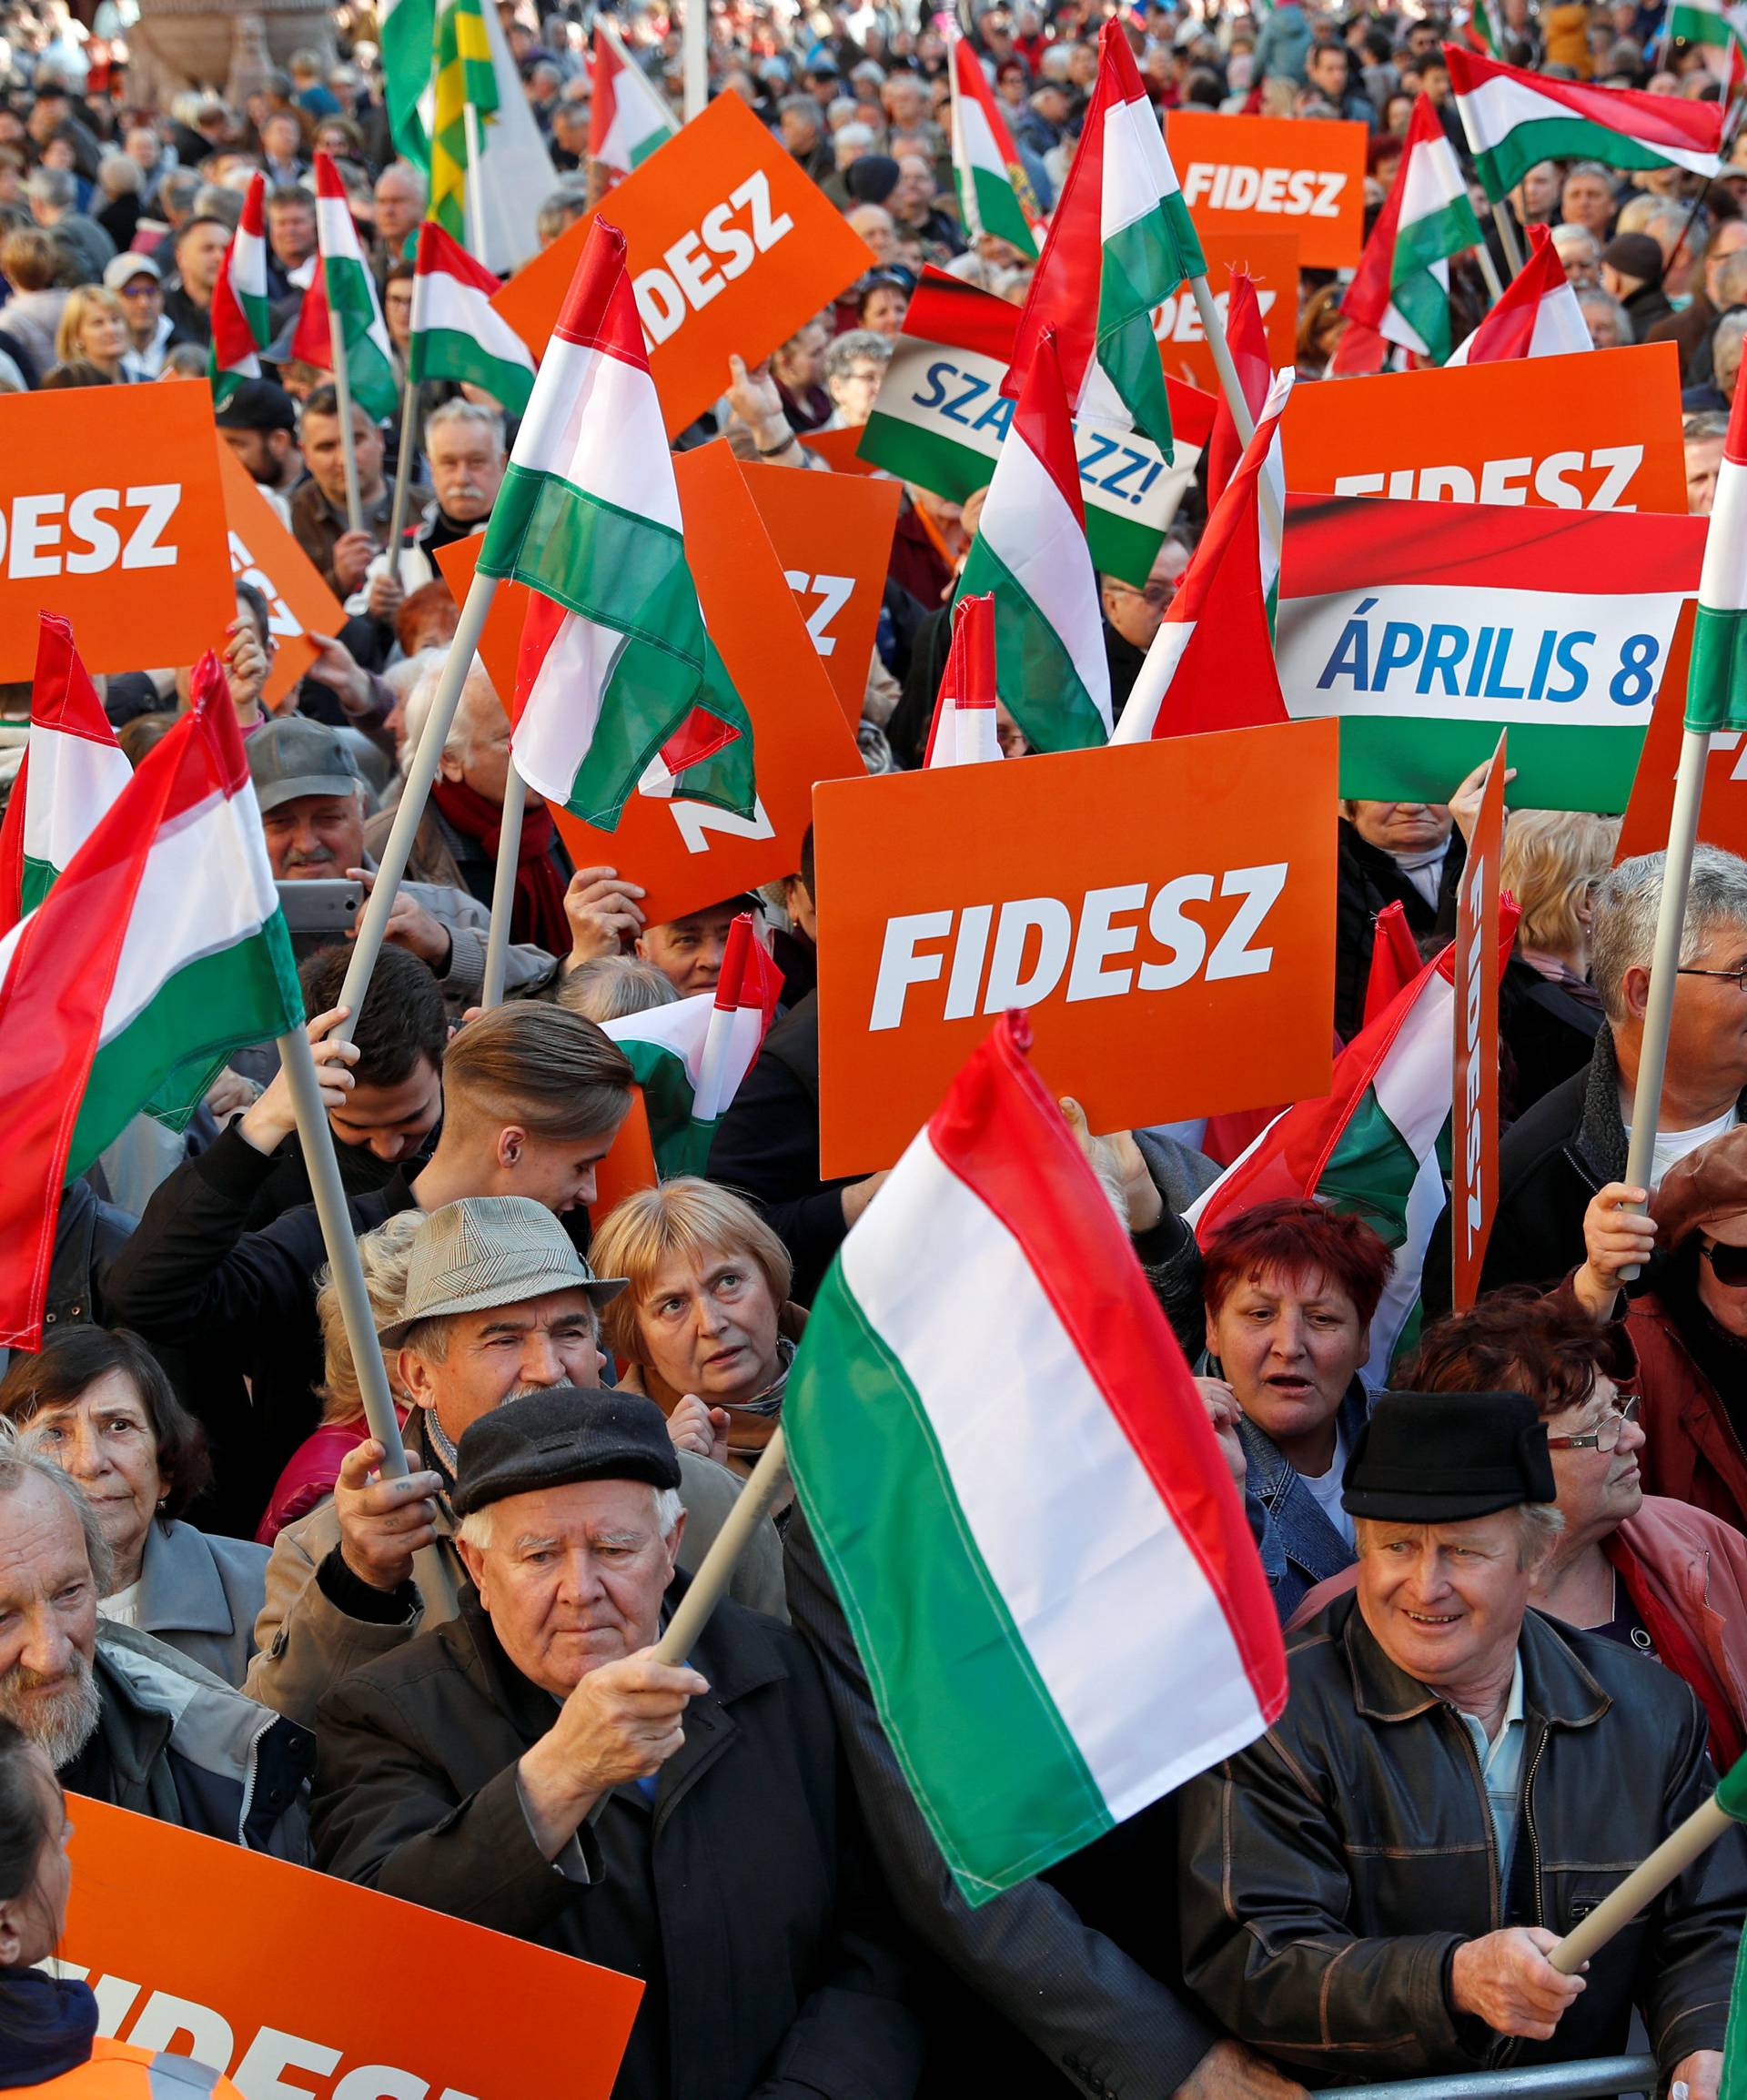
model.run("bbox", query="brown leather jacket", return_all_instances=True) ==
[1177,1594,1745,2082]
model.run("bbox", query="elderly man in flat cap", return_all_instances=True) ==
[1177,1390,1746,2094]
[311,1387,924,2100]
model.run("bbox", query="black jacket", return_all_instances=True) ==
[1178,1594,1747,2082]
[1335,818,1464,1043]
[1499,957,1603,1122]
[312,1590,924,2100]
[706,991,851,1305]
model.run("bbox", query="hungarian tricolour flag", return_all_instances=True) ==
[0,615,130,934]
[785,1011,1287,1904]
[209,169,273,407]
[0,659,301,1347]
[1447,221,1590,365]
[409,222,536,413]
[1189,919,1514,1375]
[1462,0,1503,55]
[590,20,677,180]
[430,0,498,247]
[1207,268,1271,506]
[379,0,435,166]
[956,328,1111,753]
[1446,44,1723,198]
[314,151,399,420]
[1686,376,1747,734]
[950,34,1040,257]
[1005,19,1204,461]
[1341,96,1481,366]
[1115,369,1291,743]
[1669,0,1747,87]
[602,914,783,1175]
[486,217,756,831]
[924,592,1003,767]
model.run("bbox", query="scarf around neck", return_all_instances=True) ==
[429,775,571,956]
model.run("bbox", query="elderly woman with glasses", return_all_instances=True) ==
[1576,1127,1747,1542]
[1291,1287,1747,1766]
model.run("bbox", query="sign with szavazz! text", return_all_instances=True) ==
[0,382,234,679]
[1164,111,1367,268]
[491,94,874,439]
[816,720,1338,1177]
[1274,492,1704,811]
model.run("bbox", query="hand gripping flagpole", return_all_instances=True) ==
[276,1020,459,1611]
[480,760,527,1009]
[334,568,500,1043]
[651,1429,790,1664]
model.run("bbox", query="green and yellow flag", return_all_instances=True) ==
[430,0,499,248]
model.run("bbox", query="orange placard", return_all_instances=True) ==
[1452,734,1506,1312]
[437,442,863,927]
[739,461,902,725]
[0,382,234,679]
[815,719,1340,1177]
[492,96,874,438]
[589,1085,661,1220]
[61,1795,641,2096]
[1283,343,1687,514]
[1153,231,1299,394]
[1164,111,1367,268]
[217,441,344,709]
[799,427,879,475]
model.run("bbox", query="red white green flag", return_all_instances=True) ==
[1113,368,1292,743]
[784,1011,1287,1905]
[1340,96,1481,366]
[1447,221,1590,365]
[924,592,1003,767]
[1446,44,1723,198]
[1005,19,1205,460]
[949,34,1041,258]
[409,221,537,413]
[0,614,130,935]
[956,328,1111,752]
[208,170,273,407]
[484,217,755,831]
[1686,373,1747,733]
[1668,0,1747,88]
[0,659,301,1347]
[314,149,399,419]
[589,20,677,181]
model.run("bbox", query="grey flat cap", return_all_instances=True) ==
[382,1196,627,1346]
[247,716,362,814]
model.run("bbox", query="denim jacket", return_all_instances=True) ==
[1237,1378,1376,1623]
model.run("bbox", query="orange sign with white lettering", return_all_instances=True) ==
[438,442,863,927]
[815,719,1339,1177]
[1165,111,1367,268]
[1153,232,1299,395]
[491,94,874,438]
[59,1794,640,2097]
[1282,344,1688,514]
[217,441,343,709]
[739,461,902,726]
[0,382,234,679]
[1452,735,1506,1313]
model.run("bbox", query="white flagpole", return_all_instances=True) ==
[325,247,365,537]
[386,258,429,588]
[480,762,527,1009]
[682,0,706,119]
[1189,273,1284,548]
[1471,239,1505,305]
[462,102,487,258]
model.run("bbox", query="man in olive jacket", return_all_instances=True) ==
[311,1388,921,2100]
[1178,1391,1746,2091]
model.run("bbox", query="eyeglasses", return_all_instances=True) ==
[1676,964,1747,993]
[1703,1240,1747,1287]
[1545,1393,1640,1452]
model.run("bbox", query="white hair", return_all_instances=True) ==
[402,652,497,768]
[424,397,505,458]
[1591,844,1747,1023]
[458,1481,683,1550]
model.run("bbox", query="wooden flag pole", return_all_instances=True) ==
[480,761,526,1009]
[1549,1788,1734,1974]
[651,1428,789,1663]
[1618,728,1712,1278]
[325,248,366,538]
[277,1021,458,1611]
[335,568,500,1041]
[1490,200,1526,278]
[1187,272,1284,549]
[385,260,429,587]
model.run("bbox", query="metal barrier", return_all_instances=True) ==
[1323,2057,1657,2100]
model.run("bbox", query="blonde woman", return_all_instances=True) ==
[254,1209,424,1543]
[591,1178,803,1479]
[54,284,129,380]
[1500,809,1620,1114]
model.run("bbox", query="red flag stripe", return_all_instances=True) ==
[1444,43,1724,152]
[1011,328,1090,526]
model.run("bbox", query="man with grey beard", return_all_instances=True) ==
[0,1431,309,1856]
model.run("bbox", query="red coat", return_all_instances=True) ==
[253,1411,409,1545]
[1625,1292,1747,1533]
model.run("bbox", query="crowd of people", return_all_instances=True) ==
[3,0,1747,2091]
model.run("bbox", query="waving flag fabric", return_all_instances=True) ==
[590,20,678,179]
[379,0,436,167]
[950,35,1041,257]
[409,221,537,411]
[430,0,499,246]
[209,171,273,406]
[1341,96,1481,366]
[314,151,399,419]
[1687,376,1747,733]
[1447,222,1590,365]
[924,593,1004,767]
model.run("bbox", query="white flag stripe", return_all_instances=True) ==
[510,613,619,803]
[1099,92,1182,244]
[1458,68,1722,176]
[1111,618,1196,743]
[24,731,129,872]
[1398,131,1470,218]
[604,993,708,1085]
[979,433,1112,725]
[510,335,682,531]
[100,787,279,1045]
[955,92,1008,182]
[843,1137,1270,1819]
[693,1002,764,1121]
[1702,456,1747,613]
[417,268,538,368]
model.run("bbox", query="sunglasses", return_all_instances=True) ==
[1703,1240,1747,1287]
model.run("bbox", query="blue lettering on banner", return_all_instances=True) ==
[907,358,1169,507]
[1311,597,1655,707]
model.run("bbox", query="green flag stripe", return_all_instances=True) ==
[1098,211,1185,457]
[1389,263,1451,362]
[1470,115,1682,202]
[1686,602,1747,732]
[1331,714,1639,814]
[967,165,1038,257]
[1317,1084,1423,1247]
[409,323,534,411]
[785,1265,1113,1904]
[958,537,1110,752]
[613,1036,701,1176]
